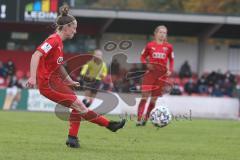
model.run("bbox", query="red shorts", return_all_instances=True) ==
[38,77,77,107]
[141,70,172,97]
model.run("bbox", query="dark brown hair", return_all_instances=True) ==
[56,4,76,31]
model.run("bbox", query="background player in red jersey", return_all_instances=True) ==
[26,4,125,148]
[136,25,174,126]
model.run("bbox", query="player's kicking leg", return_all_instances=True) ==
[66,98,126,148]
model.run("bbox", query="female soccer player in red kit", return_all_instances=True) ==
[26,4,125,148]
[136,25,174,126]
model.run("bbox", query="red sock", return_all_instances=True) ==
[144,102,156,121]
[81,110,109,127]
[137,99,147,121]
[68,109,81,137]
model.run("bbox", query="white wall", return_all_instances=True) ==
[202,44,229,73]
[173,42,198,73]
[27,90,240,120]
[121,94,239,120]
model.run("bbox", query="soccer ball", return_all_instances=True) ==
[150,105,171,127]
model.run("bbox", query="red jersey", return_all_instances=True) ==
[36,33,64,81]
[141,41,174,72]
[35,33,77,108]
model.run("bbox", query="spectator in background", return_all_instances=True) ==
[197,75,208,94]
[225,71,235,84]
[222,78,234,97]
[206,70,224,87]
[179,61,192,79]
[184,78,196,95]
[211,84,224,97]
[207,71,218,86]
[0,61,6,77]
[110,59,120,75]
[225,71,236,97]
[18,75,28,88]
[7,75,21,88]
[170,83,182,95]
[5,60,16,76]
[233,83,240,99]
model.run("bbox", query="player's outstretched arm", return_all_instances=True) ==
[26,51,43,88]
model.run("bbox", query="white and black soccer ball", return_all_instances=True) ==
[150,105,171,128]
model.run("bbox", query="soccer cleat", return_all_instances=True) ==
[86,102,91,108]
[66,135,80,148]
[107,119,126,132]
[82,99,91,108]
[136,120,146,126]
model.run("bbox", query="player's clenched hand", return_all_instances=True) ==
[26,77,36,88]
[72,81,80,87]
[166,70,172,76]
[68,80,80,88]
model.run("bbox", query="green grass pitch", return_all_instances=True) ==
[0,111,240,160]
